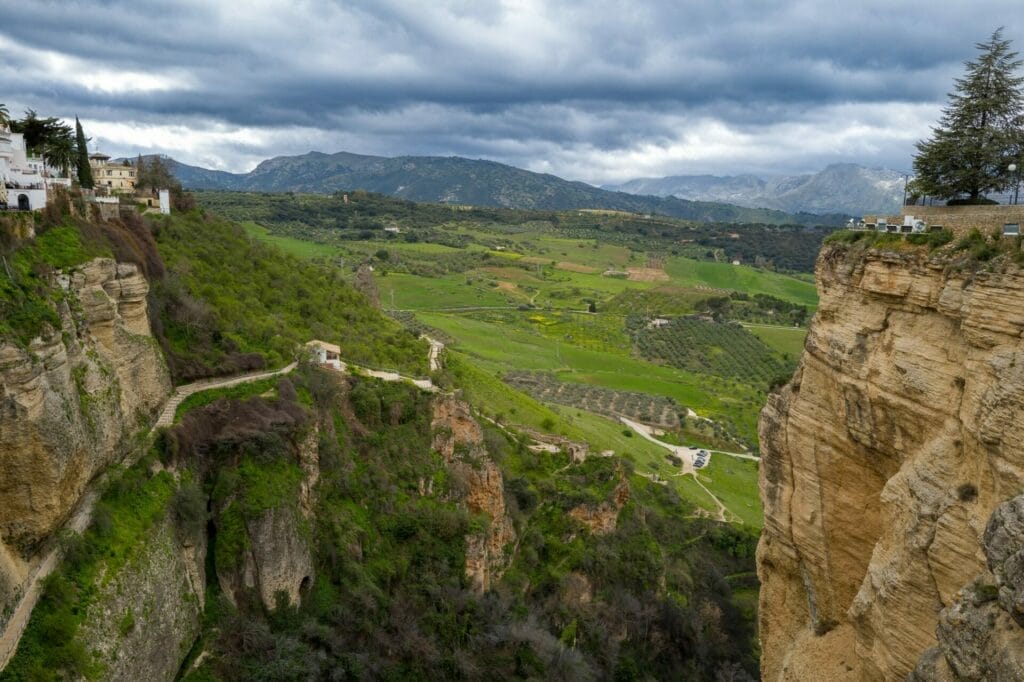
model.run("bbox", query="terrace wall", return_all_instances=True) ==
[898,205,1024,238]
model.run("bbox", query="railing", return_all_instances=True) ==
[906,190,1021,206]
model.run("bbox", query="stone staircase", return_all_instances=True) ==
[151,362,298,431]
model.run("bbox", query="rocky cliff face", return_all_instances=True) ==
[910,494,1024,681]
[758,244,1024,680]
[77,512,206,681]
[0,258,171,612]
[431,394,515,593]
[216,428,318,612]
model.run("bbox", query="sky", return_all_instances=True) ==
[1,0,1021,184]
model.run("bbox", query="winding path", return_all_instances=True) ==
[618,416,743,524]
[619,417,702,475]
[152,362,299,431]
[2,339,441,672]
[0,490,97,671]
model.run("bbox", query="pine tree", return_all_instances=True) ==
[75,117,93,189]
[913,29,1024,202]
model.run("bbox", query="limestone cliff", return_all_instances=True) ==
[77,512,206,681]
[0,258,170,613]
[568,464,630,535]
[431,394,515,593]
[910,494,1024,681]
[758,243,1024,680]
[216,428,318,611]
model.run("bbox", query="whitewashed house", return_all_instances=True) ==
[306,340,344,370]
[0,129,47,210]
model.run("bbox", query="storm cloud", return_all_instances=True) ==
[1,0,1020,183]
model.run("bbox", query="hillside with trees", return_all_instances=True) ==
[165,151,847,225]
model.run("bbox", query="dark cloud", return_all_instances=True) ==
[1,0,1020,181]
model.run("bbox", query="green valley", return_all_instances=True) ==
[198,189,825,531]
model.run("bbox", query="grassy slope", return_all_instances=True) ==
[745,324,808,357]
[240,221,342,259]
[422,311,762,441]
[0,222,111,345]
[377,272,511,309]
[664,256,818,307]
[153,211,427,376]
[446,352,725,520]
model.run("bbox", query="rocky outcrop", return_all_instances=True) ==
[758,245,1024,681]
[431,395,515,593]
[217,429,318,611]
[77,512,205,681]
[0,258,170,612]
[910,495,1024,681]
[568,466,630,535]
[218,504,314,611]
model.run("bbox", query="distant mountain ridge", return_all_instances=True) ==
[605,164,904,216]
[164,151,848,226]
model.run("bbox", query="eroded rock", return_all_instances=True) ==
[0,257,171,613]
[431,394,515,593]
[758,245,1024,681]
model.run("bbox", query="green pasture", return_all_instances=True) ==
[697,455,763,527]
[377,272,512,310]
[420,310,763,443]
[665,256,818,307]
[446,352,723,519]
[744,324,808,358]
[241,222,342,259]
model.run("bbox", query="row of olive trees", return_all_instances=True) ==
[0,104,94,186]
[913,29,1024,203]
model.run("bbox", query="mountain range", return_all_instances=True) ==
[605,164,905,216]
[164,151,848,226]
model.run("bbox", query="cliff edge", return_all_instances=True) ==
[0,257,170,614]
[758,241,1024,680]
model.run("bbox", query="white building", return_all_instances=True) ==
[305,340,344,370]
[0,128,67,211]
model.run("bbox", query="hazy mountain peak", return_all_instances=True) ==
[606,164,903,215]
[166,151,848,225]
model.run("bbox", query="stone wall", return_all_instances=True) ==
[896,205,1024,238]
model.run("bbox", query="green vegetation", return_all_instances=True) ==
[75,117,93,189]
[196,189,836,273]
[633,315,792,386]
[0,218,111,345]
[746,324,808,357]
[2,455,176,681]
[240,221,342,260]
[7,192,771,679]
[167,368,760,679]
[9,109,76,177]
[173,376,280,422]
[150,210,427,381]
[825,228,954,251]
[664,256,818,307]
[504,370,684,428]
[697,456,763,527]
[912,29,1024,202]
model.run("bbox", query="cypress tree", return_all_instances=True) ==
[913,29,1024,202]
[75,117,93,189]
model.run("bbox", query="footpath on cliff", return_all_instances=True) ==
[0,336,444,673]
